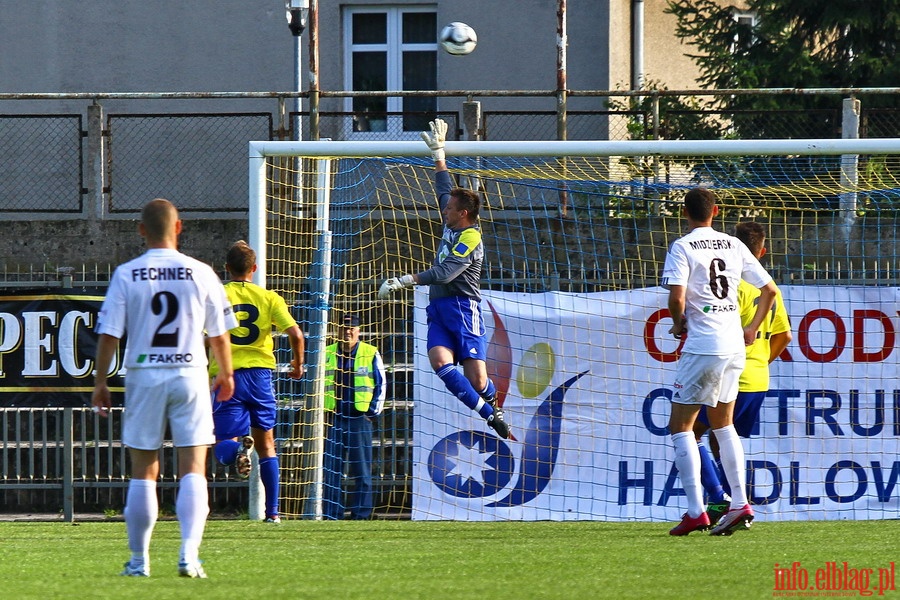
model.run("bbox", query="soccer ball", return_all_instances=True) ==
[440,22,477,56]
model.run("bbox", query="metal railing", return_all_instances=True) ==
[0,407,250,521]
[0,88,895,220]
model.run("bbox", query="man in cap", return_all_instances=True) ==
[322,314,386,519]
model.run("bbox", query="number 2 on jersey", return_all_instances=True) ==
[151,291,179,347]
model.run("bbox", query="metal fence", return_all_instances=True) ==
[0,89,896,218]
[0,407,249,520]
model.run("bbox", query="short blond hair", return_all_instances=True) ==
[141,198,178,241]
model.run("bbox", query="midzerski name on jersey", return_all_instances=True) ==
[687,239,734,250]
[130,267,194,281]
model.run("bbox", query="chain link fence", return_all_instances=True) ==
[0,115,83,212]
[107,113,274,213]
[0,90,895,219]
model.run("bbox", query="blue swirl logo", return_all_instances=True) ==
[427,302,589,507]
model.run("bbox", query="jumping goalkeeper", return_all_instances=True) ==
[378,118,509,439]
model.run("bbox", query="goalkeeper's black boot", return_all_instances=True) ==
[486,400,510,439]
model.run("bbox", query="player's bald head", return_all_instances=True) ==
[141,198,179,242]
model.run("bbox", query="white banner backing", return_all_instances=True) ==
[412,286,900,521]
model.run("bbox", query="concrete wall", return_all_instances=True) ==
[2,218,243,274]
[0,1,295,112]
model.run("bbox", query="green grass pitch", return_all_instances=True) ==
[0,519,897,599]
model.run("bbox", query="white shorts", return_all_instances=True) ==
[122,367,215,450]
[672,352,745,408]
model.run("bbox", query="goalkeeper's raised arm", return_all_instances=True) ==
[421,116,454,214]
[376,118,510,439]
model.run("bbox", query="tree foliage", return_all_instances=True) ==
[666,0,900,137]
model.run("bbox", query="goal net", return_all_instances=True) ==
[249,138,900,522]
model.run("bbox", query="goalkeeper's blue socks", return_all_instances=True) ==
[435,364,494,420]
[214,439,241,466]
[259,456,280,519]
[697,440,728,504]
[479,379,497,403]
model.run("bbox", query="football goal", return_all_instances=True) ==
[248,137,900,522]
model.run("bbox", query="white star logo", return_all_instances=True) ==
[447,439,495,485]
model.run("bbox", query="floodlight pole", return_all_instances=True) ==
[286,0,309,141]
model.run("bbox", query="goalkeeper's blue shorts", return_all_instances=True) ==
[697,390,766,438]
[426,295,487,364]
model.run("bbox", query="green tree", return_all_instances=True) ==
[666,0,900,138]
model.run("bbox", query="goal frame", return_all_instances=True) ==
[249,136,897,270]
[246,137,899,521]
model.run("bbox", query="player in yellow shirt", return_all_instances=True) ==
[209,241,305,523]
[694,221,792,527]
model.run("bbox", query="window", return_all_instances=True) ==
[344,6,437,139]
[732,10,757,53]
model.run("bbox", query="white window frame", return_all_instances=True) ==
[731,9,758,53]
[343,5,437,141]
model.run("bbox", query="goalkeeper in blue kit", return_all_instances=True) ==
[378,119,509,439]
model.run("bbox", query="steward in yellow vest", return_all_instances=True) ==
[322,314,385,520]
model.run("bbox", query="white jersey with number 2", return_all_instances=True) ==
[96,248,236,370]
[661,226,772,356]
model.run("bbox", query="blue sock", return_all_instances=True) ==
[435,364,493,420]
[214,439,241,466]
[715,457,731,496]
[698,441,728,503]
[478,379,496,403]
[259,456,280,518]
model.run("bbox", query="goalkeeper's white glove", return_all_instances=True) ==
[378,274,415,300]
[420,118,448,162]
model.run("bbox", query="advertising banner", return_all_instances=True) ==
[412,286,900,521]
[0,289,124,407]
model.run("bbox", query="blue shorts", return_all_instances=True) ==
[212,367,277,440]
[426,296,487,364]
[697,390,766,437]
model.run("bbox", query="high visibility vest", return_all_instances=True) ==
[324,342,377,413]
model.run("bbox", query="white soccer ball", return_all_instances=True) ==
[440,22,477,56]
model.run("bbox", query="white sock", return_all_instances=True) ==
[124,479,158,567]
[176,472,210,565]
[671,431,704,518]
[712,425,749,508]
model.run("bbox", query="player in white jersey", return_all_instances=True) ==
[660,187,777,537]
[92,198,237,578]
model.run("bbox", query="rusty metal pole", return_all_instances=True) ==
[308,0,320,141]
[557,0,569,216]
[556,0,567,142]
